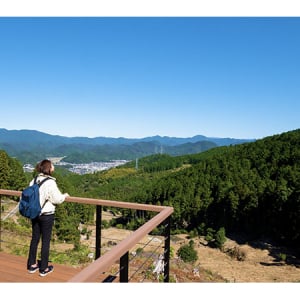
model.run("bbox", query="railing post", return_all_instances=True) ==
[119,251,129,282]
[95,205,102,259]
[163,216,171,282]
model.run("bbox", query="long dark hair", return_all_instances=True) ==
[36,159,52,175]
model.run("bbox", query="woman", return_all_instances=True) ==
[27,159,69,277]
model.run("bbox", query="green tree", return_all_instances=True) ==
[177,240,198,263]
[0,150,9,189]
[214,227,226,250]
[7,157,27,191]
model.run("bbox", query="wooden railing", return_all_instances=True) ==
[0,189,173,282]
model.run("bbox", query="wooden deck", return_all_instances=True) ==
[0,252,84,282]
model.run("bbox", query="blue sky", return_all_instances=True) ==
[0,16,299,139]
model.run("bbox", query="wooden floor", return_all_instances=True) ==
[0,252,84,282]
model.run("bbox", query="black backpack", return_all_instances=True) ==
[19,176,51,219]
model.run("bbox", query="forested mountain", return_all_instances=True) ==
[0,128,252,163]
[1,129,299,254]
[67,129,300,251]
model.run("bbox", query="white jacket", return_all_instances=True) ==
[30,174,68,215]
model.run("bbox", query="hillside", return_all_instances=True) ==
[69,129,300,253]
[102,227,300,282]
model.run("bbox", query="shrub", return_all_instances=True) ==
[136,247,143,255]
[214,227,226,250]
[205,227,215,242]
[102,220,110,229]
[177,243,198,263]
[279,253,287,262]
[189,229,198,238]
[197,223,206,236]
[116,224,123,229]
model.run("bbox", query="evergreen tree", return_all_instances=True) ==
[0,150,9,189]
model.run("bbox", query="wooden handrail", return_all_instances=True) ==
[0,189,173,282]
[0,189,166,212]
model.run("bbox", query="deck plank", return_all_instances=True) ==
[0,252,84,282]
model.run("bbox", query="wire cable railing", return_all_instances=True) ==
[128,239,163,282]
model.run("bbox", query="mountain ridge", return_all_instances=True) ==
[0,128,254,146]
[0,128,255,164]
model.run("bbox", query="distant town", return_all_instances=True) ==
[23,157,129,175]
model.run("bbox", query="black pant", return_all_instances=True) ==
[27,214,55,272]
